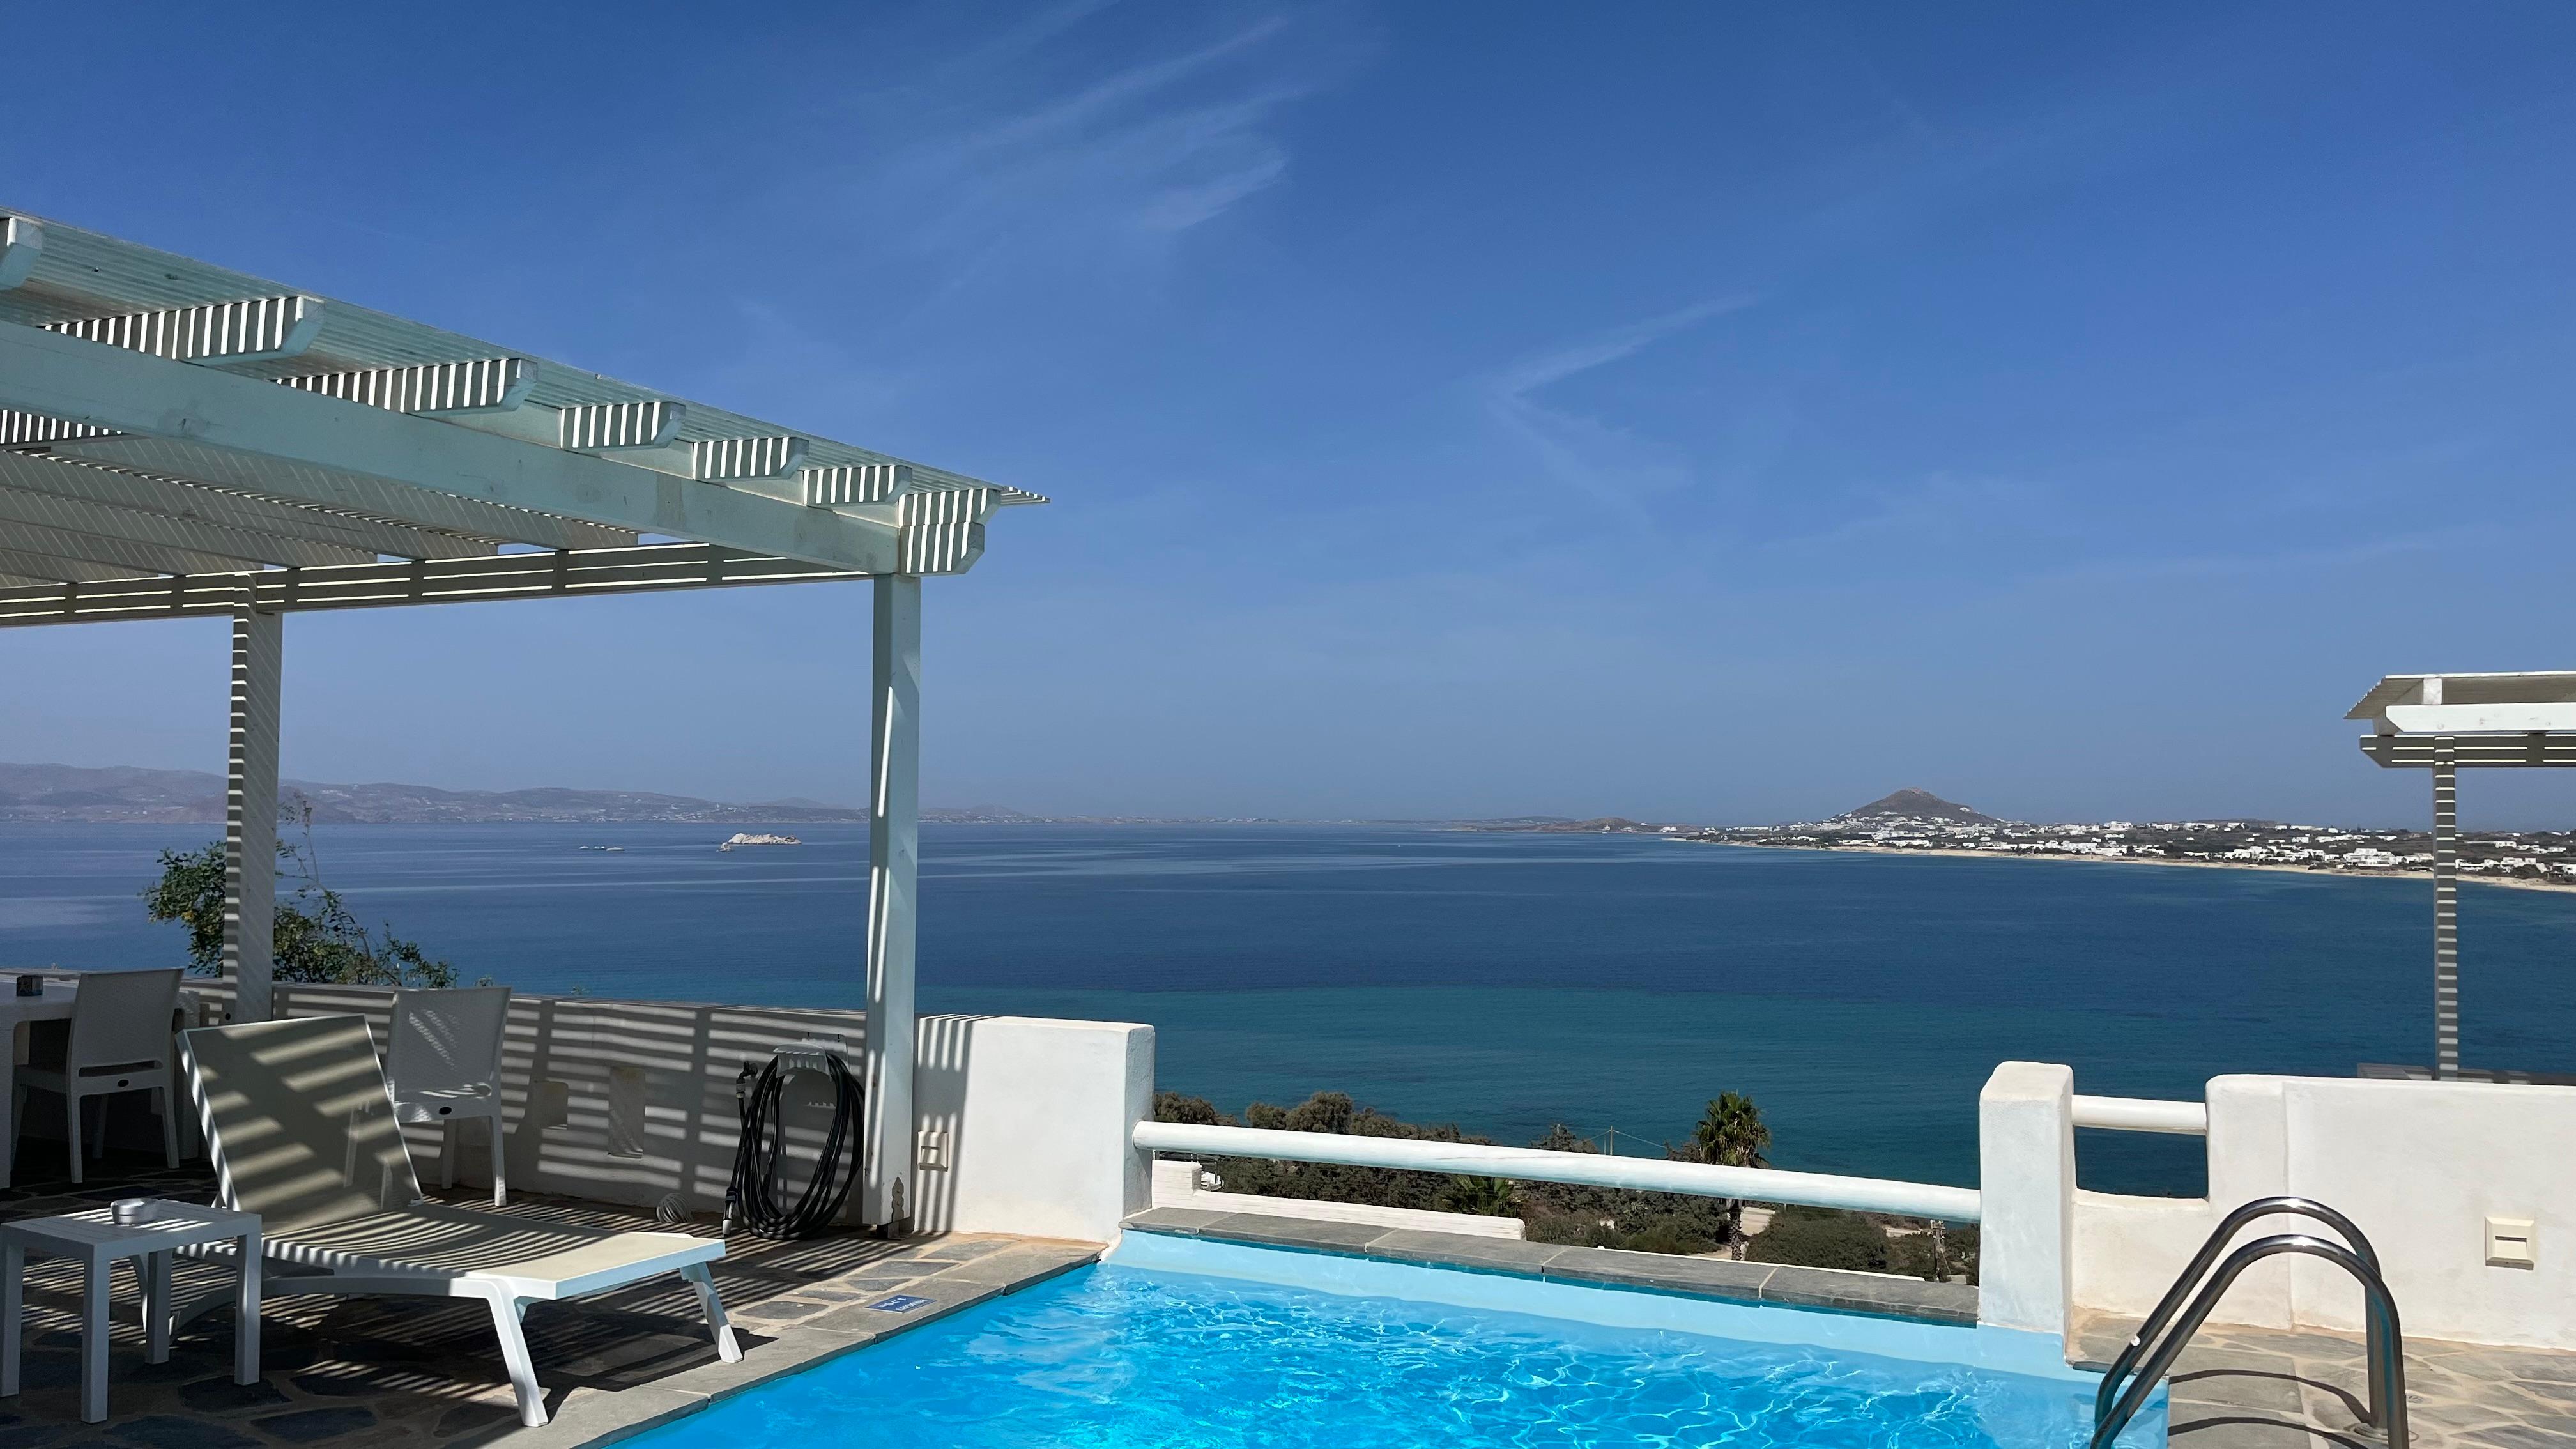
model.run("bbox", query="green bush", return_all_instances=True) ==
[1890,1223,1979,1283]
[1148,1095,1751,1259]
[142,818,454,988]
[1614,1221,1719,1256]
[1747,1207,1891,1272]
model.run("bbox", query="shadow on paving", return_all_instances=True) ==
[1,1153,1070,1448]
[2073,1311,2576,1449]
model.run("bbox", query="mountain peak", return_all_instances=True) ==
[1833,788,1998,825]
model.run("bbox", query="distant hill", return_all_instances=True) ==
[0,762,871,825]
[1832,789,2000,825]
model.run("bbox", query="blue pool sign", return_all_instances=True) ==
[870,1294,935,1314]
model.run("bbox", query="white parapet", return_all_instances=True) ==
[1977,1062,2075,1340]
[2073,1072,2576,1352]
[917,1015,1156,1242]
[1130,1121,1981,1222]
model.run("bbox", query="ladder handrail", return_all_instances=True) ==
[2094,1195,2384,1427]
[2091,1234,2408,1449]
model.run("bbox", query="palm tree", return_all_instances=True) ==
[1438,1174,1522,1216]
[1689,1091,1771,1259]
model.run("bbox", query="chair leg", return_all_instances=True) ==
[154,1087,178,1169]
[679,1263,741,1363]
[440,1121,457,1190]
[489,1114,507,1208]
[63,1089,82,1185]
[86,1096,106,1160]
[486,1294,547,1427]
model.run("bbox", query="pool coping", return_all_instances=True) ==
[480,1238,1104,1449]
[1120,1206,1981,1327]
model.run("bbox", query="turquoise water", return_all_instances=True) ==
[8,820,2575,1194]
[629,1260,2152,1449]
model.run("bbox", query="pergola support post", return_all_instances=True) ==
[2432,737,2459,1079]
[861,574,921,1234]
[222,605,281,1023]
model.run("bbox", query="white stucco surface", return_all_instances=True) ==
[914,1013,1154,1241]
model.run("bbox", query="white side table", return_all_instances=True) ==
[1,1201,259,1423]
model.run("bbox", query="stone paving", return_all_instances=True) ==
[2073,1312,2576,1449]
[0,1146,1101,1448]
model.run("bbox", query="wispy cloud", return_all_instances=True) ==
[839,7,1342,265]
[1483,298,1756,519]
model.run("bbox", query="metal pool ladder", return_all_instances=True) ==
[2092,1195,2409,1449]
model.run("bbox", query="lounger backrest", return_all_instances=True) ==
[180,1014,424,1233]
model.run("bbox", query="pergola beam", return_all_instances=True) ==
[2358,734,2576,768]
[49,295,325,366]
[0,320,903,572]
[0,543,863,625]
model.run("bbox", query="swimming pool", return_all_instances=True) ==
[637,1238,2160,1448]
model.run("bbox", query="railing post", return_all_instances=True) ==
[1979,1062,2075,1338]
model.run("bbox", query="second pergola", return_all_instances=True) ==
[2349,670,2576,1080]
[0,208,1045,1232]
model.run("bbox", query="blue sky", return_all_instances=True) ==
[4,3,2575,825]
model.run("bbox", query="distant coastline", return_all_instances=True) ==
[1688,837,2576,896]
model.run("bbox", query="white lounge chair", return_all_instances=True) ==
[178,1014,740,1427]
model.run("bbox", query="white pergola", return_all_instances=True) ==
[0,208,1045,1233]
[2348,670,2576,1081]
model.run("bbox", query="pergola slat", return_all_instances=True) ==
[44,436,636,553]
[0,452,496,560]
[0,546,127,583]
[0,482,377,568]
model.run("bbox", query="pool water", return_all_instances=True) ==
[640,1262,2158,1448]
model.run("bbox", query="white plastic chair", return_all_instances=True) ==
[383,985,513,1206]
[15,967,182,1184]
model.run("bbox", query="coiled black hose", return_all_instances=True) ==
[724,1053,864,1239]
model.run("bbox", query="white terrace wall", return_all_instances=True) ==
[2071,1073,2576,1352]
[190,983,1154,1243]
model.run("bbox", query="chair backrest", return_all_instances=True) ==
[383,985,513,1098]
[179,1015,423,1232]
[68,967,182,1072]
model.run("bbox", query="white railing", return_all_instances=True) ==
[2072,1094,2209,1136]
[1132,1121,1982,1222]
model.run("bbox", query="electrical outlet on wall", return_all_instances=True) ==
[2485,1216,2537,1269]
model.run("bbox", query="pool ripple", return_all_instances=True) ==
[641,1264,2146,1448]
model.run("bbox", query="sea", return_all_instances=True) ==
[6,821,2573,1198]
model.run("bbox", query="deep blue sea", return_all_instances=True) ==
[7,821,2573,1197]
